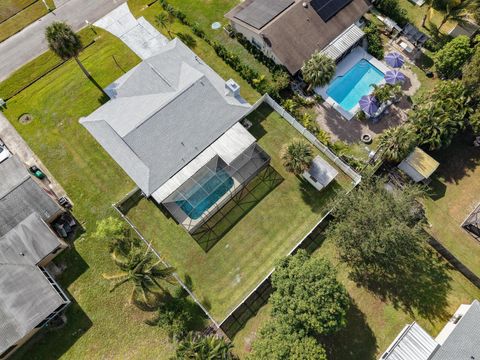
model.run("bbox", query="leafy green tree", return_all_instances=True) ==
[409,80,472,149]
[45,21,106,95]
[434,35,473,78]
[281,140,314,176]
[174,333,237,360]
[270,250,350,336]
[301,51,336,90]
[248,320,327,360]
[372,83,402,104]
[94,217,130,252]
[145,296,192,340]
[469,108,480,134]
[462,44,480,100]
[375,0,408,26]
[155,12,174,38]
[103,245,176,308]
[364,22,384,59]
[378,124,417,162]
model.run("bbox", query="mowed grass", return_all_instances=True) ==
[2,29,176,359]
[0,0,36,22]
[423,137,480,276]
[0,0,55,43]
[125,104,353,321]
[232,236,480,359]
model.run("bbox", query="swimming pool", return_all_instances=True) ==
[176,168,234,220]
[326,59,384,112]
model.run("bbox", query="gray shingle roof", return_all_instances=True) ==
[432,300,480,360]
[0,156,61,236]
[0,213,67,354]
[80,39,251,196]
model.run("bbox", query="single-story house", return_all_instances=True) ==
[0,156,69,359]
[398,147,439,183]
[80,39,270,233]
[380,299,480,360]
[225,0,371,74]
[303,155,338,191]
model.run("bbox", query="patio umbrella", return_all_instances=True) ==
[385,70,406,84]
[359,95,379,116]
[385,52,405,68]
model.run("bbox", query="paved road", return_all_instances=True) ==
[0,0,127,82]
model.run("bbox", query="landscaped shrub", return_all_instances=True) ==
[375,0,408,26]
[434,35,473,79]
[364,22,384,60]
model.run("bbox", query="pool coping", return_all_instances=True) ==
[315,46,390,120]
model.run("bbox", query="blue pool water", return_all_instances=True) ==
[176,169,234,220]
[326,59,384,111]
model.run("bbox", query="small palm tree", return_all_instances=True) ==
[372,83,402,104]
[104,244,176,308]
[378,125,417,162]
[45,22,106,95]
[174,333,237,360]
[438,0,475,31]
[301,51,336,91]
[155,12,174,38]
[281,140,314,175]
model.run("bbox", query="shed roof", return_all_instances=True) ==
[80,39,251,196]
[398,147,439,182]
[0,156,61,236]
[226,0,370,73]
[308,156,338,187]
[0,213,67,354]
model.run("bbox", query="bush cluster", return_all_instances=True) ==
[364,22,384,60]
[375,0,408,26]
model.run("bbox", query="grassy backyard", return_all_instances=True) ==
[0,0,55,43]
[1,29,179,359]
[125,103,354,321]
[424,136,480,276]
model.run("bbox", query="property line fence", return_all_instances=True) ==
[254,94,362,185]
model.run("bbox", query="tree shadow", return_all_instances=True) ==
[430,134,480,185]
[299,178,344,213]
[54,242,89,288]
[351,246,451,320]
[322,301,377,360]
[427,177,447,201]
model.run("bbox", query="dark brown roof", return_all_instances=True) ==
[226,0,371,74]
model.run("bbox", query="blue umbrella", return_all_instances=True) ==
[359,95,379,115]
[385,70,406,84]
[385,52,405,68]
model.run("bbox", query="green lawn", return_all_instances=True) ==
[125,103,354,321]
[233,235,480,359]
[397,0,451,32]
[423,137,480,276]
[2,29,177,359]
[0,0,55,43]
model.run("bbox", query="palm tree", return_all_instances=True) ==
[301,51,336,91]
[438,0,475,31]
[372,83,402,104]
[45,22,107,96]
[281,140,314,176]
[378,125,417,162]
[421,0,435,28]
[155,12,174,38]
[104,244,176,308]
[174,333,237,360]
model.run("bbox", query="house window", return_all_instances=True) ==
[0,345,17,359]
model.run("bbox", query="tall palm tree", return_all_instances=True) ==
[155,12,174,38]
[174,333,237,360]
[281,140,314,176]
[45,22,107,96]
[301,51,336,91]
[438,0,475,31]
[378,125,417,162]
[104,245,176,308]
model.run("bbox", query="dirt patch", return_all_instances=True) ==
[18,113,33,124]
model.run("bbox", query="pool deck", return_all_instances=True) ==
[315,47,390,120]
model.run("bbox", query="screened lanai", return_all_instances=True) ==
[161,143,270,233]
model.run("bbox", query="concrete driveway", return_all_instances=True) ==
[94,3,168,59]
[0,0,127,82]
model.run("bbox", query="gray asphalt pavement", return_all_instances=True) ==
[0,0,127,82]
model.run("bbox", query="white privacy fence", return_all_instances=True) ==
[251,94,362,185]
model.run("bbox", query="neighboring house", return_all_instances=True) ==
[380,299,480,360]
[80,39,270,233]
[398,147,439,183]
[225,0,371,74]
[0,156,70,360]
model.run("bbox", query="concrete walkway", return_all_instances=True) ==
[0,112,67,199]
[94,3,168,60]
[0,0,127,82]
